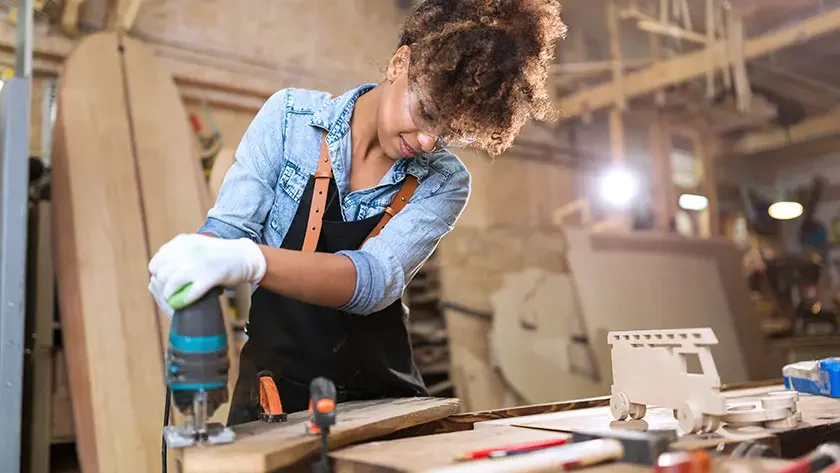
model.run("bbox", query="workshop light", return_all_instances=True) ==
[678,193,708,211]
[600,168,638,207]
[768,201,803,220]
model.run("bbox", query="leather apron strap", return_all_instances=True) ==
[301,135,420,252]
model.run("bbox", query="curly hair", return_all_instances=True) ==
[397,0,566,156]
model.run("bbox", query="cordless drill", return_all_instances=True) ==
[162,284,235,448]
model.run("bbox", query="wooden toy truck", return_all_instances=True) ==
[607,328,727,434]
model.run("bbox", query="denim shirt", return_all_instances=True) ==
[199,83,471,315]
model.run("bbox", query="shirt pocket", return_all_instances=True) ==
[270,161,310,232]
[359,196,392,219]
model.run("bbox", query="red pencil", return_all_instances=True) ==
[454,437,570,461]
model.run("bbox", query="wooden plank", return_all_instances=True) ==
[606,0,625,110]
[694,128,720,236]
[51,32,164,473]
[705,0,715,98]
[556,8,840,119]
[728,109,840,156]
[387,397,612,439]
[51,30,230,473]
[331,426,569,473]
[331,426,789,473]
[649,113,673,232]
[27,201,56,469]
[175,397,461,473]
[563,228,777,384]
[109,0,143,32]
[119,29,238,425]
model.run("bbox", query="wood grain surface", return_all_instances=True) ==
[175,397,461,473]
[51,32,165,473]
[331,426,569,473]
[51,30,227,472]
[332,424,790,473]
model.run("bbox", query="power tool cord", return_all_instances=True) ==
[162,386,171,473]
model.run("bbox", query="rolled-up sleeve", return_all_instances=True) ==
[198,89,289,243]
[337,167,471,315]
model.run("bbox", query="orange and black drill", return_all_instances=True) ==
[306,377,337,473]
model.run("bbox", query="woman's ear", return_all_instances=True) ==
[385,45,411,83]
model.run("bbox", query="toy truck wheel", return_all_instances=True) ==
[677,401,703,433]
[610,392,631,420]
[629,402,646,420]
[701,414,721,433]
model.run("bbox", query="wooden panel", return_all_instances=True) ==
[51,30,233,472]
[174,397,461,473]
[51,32,163,473]
[331,426,569,473]
[563,227,776,385]
[489,268,608,405]
[121,32,212,254]
[120,30,239,428]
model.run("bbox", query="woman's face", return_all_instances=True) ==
[377,46,444,160]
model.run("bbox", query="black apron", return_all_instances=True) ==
[226,136,428,425]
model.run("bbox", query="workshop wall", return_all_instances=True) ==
[129,0,405,85]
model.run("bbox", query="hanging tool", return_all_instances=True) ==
[306,377,337,473]
[256,371,287,422]
[162,284,234,451]
[188,102,223,179]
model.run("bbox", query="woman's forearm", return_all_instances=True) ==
[256,246,357,308]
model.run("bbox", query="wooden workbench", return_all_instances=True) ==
[172,397,460,473]
[328,382,840,473]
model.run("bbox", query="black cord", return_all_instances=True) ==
[162,386,171,473]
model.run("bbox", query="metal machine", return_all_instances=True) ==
[0,1,33,471]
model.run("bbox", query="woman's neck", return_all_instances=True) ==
[347,85,394,193]
[350,86,384,163]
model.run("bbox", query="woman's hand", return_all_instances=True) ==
[148,233,266,309]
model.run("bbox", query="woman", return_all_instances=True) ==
[148,0,565,425]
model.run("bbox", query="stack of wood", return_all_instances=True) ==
[405,252,453,396]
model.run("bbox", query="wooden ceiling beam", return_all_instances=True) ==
[727,108,840,156]
[555,8,840,120]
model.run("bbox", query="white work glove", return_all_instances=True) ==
[148,233,267,316]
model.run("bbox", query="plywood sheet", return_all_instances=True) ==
[118,34,238,423]
[330,426,569,473]
[52,31,230,473]
[563,227,772,385]
[175,397,461,473]
[489,268,609,404]
[51,32,164,473]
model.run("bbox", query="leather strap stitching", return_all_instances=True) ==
[301,134,331,252]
